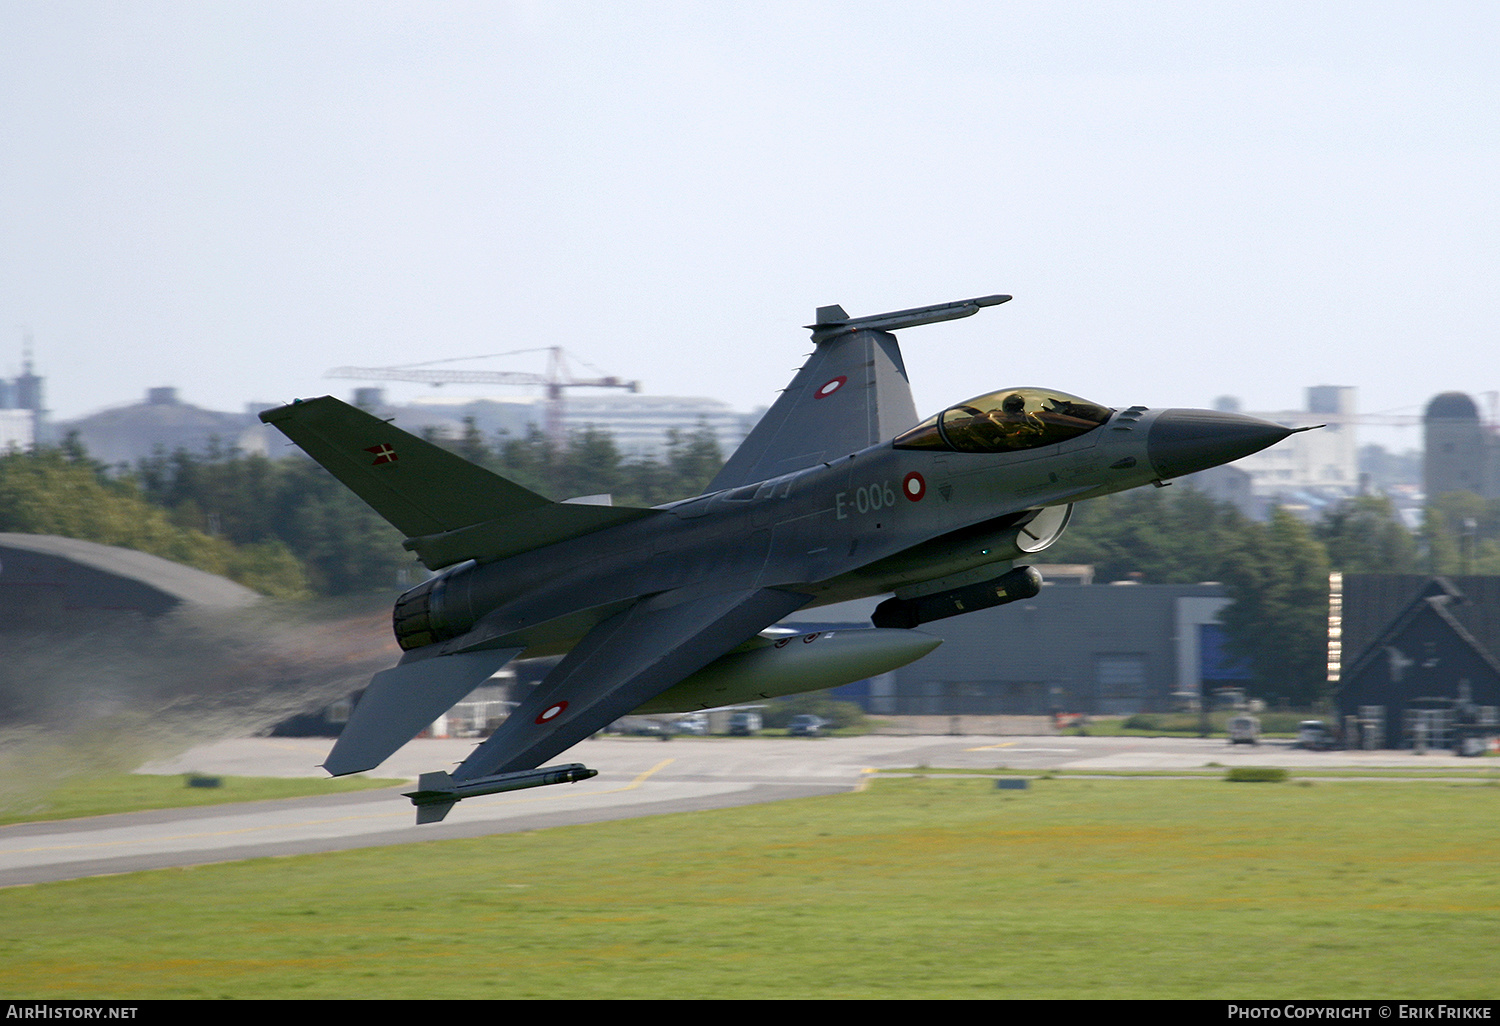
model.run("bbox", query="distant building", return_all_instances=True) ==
[787,579,1246,716]
[1333,573,1500,750]
[0,347,45,449]
[53,388,276,469]
[0,410,33,451]
[1423,391,1500,499]
[355,388,758,460]
[1230,386,1359,514]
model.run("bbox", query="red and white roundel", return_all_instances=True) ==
[902,471,927,502]
[814,376,847,399]
[535,701,569,725]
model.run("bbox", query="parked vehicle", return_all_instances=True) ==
[787,714,827,737]
[1227,714,1260,745]
[728,710,762,736]
[1296,719,1337,750]
[673,713,709,736]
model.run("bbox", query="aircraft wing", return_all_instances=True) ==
[449,586,812,782]
[707,295,1009,491]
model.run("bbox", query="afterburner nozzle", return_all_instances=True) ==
[1147,409,1300,481]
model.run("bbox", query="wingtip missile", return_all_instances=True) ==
[403,764,599,824]
[806,294,1012,338]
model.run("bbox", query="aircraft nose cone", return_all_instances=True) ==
[1147,409,1295,480]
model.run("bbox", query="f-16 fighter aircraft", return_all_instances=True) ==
[261,294,1303,822]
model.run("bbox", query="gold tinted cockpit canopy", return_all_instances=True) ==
[893,388,1113,454]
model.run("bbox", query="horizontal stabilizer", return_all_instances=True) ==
[323,648,522,776]
[261,396,659,566]
[260,396,550,539]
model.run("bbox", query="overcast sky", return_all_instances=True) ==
[2,2,1496,451]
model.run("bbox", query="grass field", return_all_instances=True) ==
[3,775,1498,999]
[0,773,401,827]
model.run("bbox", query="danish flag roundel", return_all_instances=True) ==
[903,471,927,502]
[814,376,846,399]
[535,701,568,725]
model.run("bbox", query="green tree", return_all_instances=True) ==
[1316,495,1419,574]
[555,427,624,501]
[1047,486,1250,583]
[1422,492,1500,574]
[1218,507,1331,706]
[661,423,724,500]
[0,447,310,599]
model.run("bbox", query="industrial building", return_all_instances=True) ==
[52,387,277,469]
[1424,391,1500,500]
[787,571,1247,717]
[0,347,45,450]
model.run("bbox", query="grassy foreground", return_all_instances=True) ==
[3,776,1499,999]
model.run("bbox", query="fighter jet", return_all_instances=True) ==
[260,294,1301,822]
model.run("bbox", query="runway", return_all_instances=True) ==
[0,732,1482,888]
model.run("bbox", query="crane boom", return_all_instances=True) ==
[324,347,640,443]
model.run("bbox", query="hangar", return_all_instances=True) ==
[0,533,257,627]
[788,570,1246,716]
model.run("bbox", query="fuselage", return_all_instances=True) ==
[397,396,1283,664]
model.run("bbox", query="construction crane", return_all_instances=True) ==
[326,347,640,444]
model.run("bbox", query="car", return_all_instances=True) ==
[727,710,762,736]
[787,714,827,737]
[1296,720,1337,751]
[673,713,709,736]
[1227,714,1260,745]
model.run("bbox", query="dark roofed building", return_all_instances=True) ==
[1333,574,1500,750]
[787,579,1246,717]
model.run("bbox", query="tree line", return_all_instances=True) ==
[0,422,728,600]
[5,424,1499,708]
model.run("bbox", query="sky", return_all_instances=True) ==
[2,1,1497,453]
